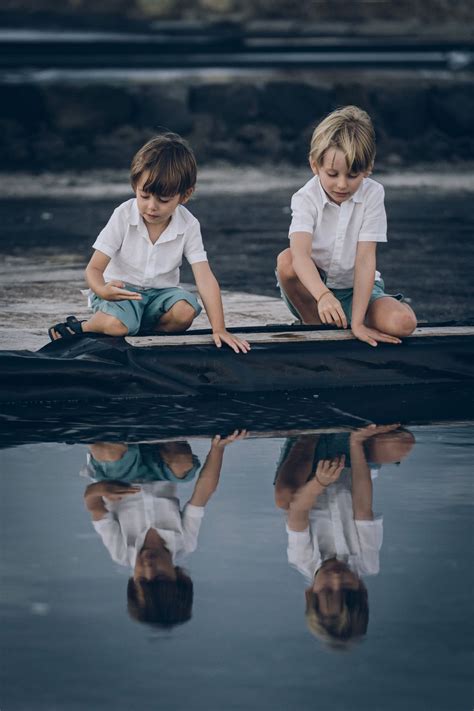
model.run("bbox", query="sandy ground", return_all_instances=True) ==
[0,166,473,351]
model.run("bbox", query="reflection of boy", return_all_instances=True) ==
[275,426,414,646]
[84,433,245,627]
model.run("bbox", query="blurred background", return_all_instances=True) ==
[0,0,473,170]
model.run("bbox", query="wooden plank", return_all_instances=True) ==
[126,326,474,348]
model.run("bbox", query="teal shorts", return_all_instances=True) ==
[90,284,202,336]
[277,269,403,325]
[88,445,201,484]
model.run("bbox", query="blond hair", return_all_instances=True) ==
[305,584,369,648]
[130,132,197,197]
[309,106,376,173]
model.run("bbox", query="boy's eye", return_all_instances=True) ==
[348,174,360,179]
[140,193,150,199]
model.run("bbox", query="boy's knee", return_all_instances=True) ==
[274,486,292,510]
[103,315,130,336]
[276,248,296,281]
[161,300,197,332]
[390,308,417,337]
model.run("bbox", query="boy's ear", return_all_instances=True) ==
[180,187,194,204]
[305,587,315,607]
[364,163,374,177]
[309,158,319,176]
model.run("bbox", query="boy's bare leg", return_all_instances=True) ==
[82,312,129,336]
[276,249,322,324]
[155,300,197,333]
[50,311,128,339]
[366,297,417,338]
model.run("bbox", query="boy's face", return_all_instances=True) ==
[309,559,361,616]
[134,548,177,583]
[135,172,193,227]
[311,149,370,205]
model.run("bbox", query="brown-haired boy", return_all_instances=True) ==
[83,431,246,628]
[49,133,249,353]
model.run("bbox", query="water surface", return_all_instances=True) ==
[1,425,472,711]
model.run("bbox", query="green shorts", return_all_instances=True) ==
[90,284,202,336]
[277,269,403,325]
[88,445,200,483]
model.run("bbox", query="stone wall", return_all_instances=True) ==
[0,71,473,170]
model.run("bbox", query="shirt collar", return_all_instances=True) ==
[129,199,140,226]
[316,176,365,206]
[130,200,186,243]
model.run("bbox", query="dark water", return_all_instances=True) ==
[1,425,473,711]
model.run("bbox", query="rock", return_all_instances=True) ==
[134,84,194,134]
[259,82,334,133]
[190,83,259,124]
[430,85,474,137]
[43,84,135,133]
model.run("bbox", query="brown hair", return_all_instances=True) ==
[309,105,376,173]
[130,133,197,197]
[127,568,193,628]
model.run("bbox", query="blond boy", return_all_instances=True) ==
[277,106,417,347]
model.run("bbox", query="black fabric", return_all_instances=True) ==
[0,325,473,406]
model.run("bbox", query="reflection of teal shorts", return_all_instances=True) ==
[277,269,403,326]
[88,445,200,484]
[90,284,202,336]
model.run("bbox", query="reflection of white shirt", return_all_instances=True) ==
[288,176,387,289]
[93,481,204,568]
[92,198,207,289]
[286,471,383,582]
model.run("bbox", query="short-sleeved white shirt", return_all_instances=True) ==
[286,470,383,582]
[92,481,205,568]
[289,176,387,289]
[92,198,208,289]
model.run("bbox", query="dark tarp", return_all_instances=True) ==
[1,325,473,404]
[0,324,473,444]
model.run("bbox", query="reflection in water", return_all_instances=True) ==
[274,425,415,647]
[1,423,473,711]
[82,432,246,628]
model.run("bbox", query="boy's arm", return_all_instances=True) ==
[191,261,250,353]
[290,234,347,328]
[351,242,401,346]
[287,456,345,531]
[349,429,375,520]
[84,481,140,521]
[189,431,245,507]
[86,250,142,301]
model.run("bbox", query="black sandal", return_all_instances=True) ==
[48,315,85,341]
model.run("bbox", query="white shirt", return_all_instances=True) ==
[92,481,204,568]
[92,198,208,289]
[288,176,387,289]
[286,471,383,582]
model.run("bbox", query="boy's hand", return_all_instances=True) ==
[351,323,401,347]
[314,455,345,487]
[317,291,348,329]
[85,481,141,501]
[211,429,248,449]
[97,281,143,301]
[350,423,401,443]
[212,329,251,353]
